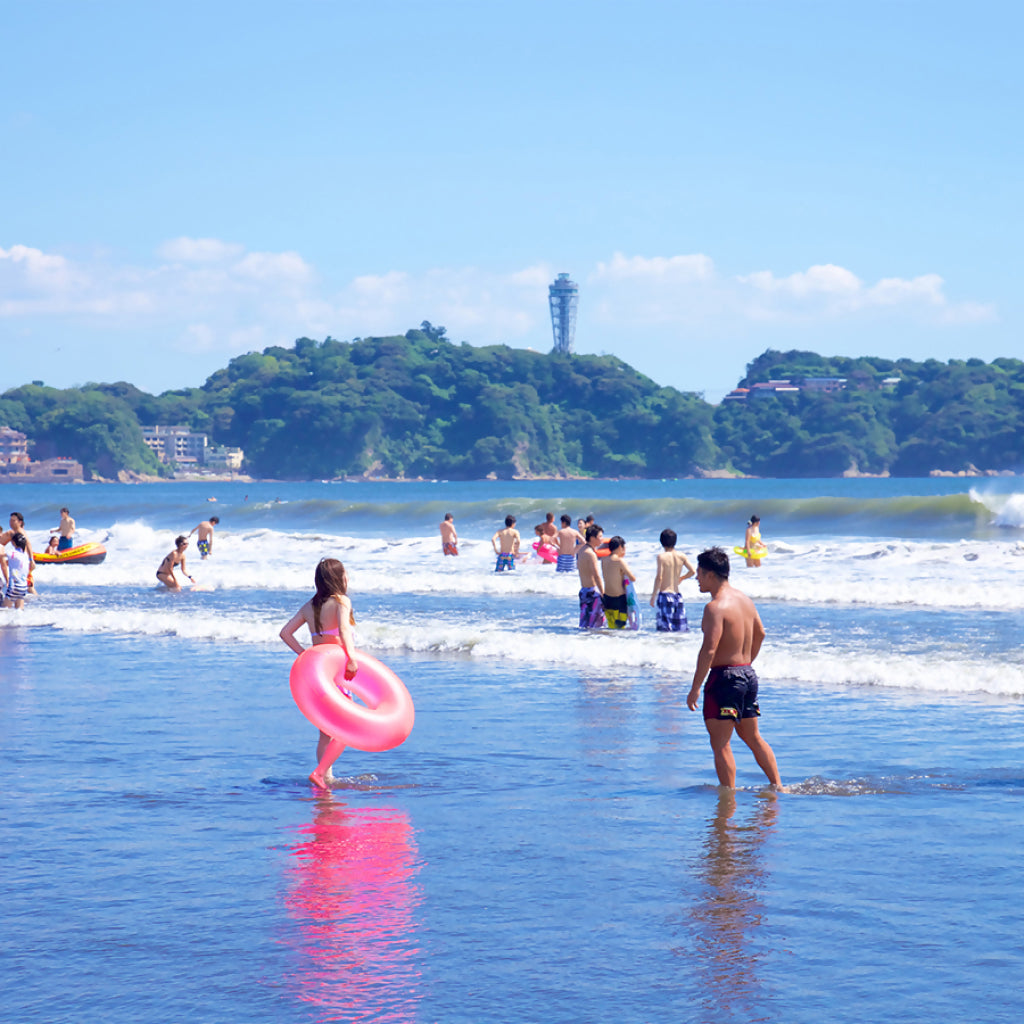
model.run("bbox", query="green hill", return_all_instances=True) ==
[3,332,1024,479]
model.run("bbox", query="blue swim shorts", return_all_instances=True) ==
[655,592,689,632]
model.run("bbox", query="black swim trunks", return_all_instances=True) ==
[702,664,761,721]
[602,592,628,630]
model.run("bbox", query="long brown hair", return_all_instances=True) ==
[312,557,348,635]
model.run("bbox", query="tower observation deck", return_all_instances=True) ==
[548,272,578,354]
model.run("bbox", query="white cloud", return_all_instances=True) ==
[742,263,862,297]
[593,252,714,283]
[157,237,245,263]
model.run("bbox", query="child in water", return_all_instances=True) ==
[279,558,359,789]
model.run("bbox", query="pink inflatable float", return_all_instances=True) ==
[289,646,415,752]
[532,541,558,564]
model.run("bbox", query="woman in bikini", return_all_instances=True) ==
[156,536,193,590]
[279,558,359,788]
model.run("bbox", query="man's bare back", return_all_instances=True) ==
[652,549,695,598]
[601,549,635,597]
[577,539,603,590]
[557,525,585,555]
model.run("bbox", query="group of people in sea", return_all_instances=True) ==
[0,507,78,609]
[441,509,769,636]
[280,529,781,793]
[3,500,779,794]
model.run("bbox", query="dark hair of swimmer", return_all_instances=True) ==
[697,546,730,580]
[585,524,603,543]
[505,515,516,527]
[660,528,677,548]
[10,512,24,526]
[444,512,453,521]
[210,516,220,524]
[11,531,27,551]
[560,514,571,526]
[175,535,188,548]
[749,514,760,525]
[607,535,625,552]
[312,557,348,634]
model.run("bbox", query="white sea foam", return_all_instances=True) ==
[26,521,1024,610]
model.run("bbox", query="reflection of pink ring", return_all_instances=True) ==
[289,647,415,752]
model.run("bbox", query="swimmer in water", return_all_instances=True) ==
[279,558,359,790]
[156,536,193,590]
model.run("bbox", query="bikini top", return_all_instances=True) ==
[311,626,340,638]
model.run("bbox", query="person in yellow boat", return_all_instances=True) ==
[741,515,766,568]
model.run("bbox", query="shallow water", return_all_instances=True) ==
[3,479,1024,1022]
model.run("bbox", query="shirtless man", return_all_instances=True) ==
[686,547,781,788]
[650,528,696,632]
[1,513,37,595]
[53,507,76,551]
[577,524,605,628]
[440,512,458,556]
[555,514,585,573]
[600,536,637,630]
[535,512,558,542]
[189,516,219,559]
[156,536,194,590]
[491,515,520,572]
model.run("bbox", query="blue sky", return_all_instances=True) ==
[2,1,1020,401]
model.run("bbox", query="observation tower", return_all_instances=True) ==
[548,272,578,354]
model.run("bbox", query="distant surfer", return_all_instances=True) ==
[740,514,766,567]
[650,528,695,631]
[189,516,219,559]
[279,558,359,790]
[577,524,605,628]
[555,514,585,572]
[687,547,781,788]
[491,515,520,572]
[156,536,194,590]
[600,536,637,630]
[53,507,76,551]
[440,512,458,556]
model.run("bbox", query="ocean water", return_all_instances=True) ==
[3,478,1024,1023]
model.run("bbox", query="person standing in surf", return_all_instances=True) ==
[650,527,695,631]
[279,558,359,790]
[491,515,520,572]
[600,536,637,630]
[687,547,781,788]
[741,514,766,567]
[440,512,458,556]
[555,514,585,573]
[577,524,606,628]
[188,516,219,559]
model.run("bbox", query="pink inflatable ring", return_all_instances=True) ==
[289,647,415,752]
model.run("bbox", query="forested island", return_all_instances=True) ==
[2,326,1023,480]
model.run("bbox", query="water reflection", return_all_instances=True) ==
[281,796,424,1022]
[683,791,778,1021]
